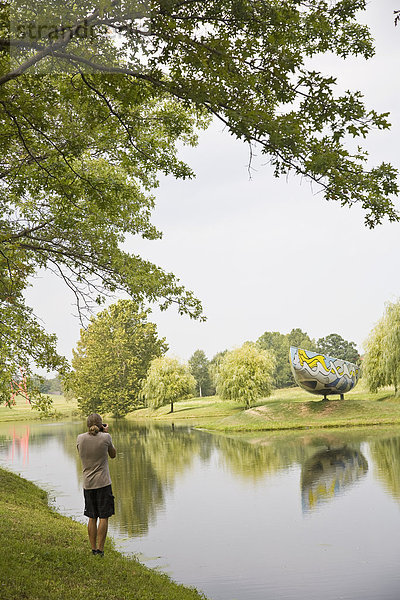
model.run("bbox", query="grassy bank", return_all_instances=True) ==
[129,382,400,432]
[0,467,206,600]
[0,395,78,422]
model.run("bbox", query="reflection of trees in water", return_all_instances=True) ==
[59,424,373,532]
[110,424,211,536]
[112,430,163,536]
[369,436,400,501]
[141,425,213,489]
[214,435,308,480]
[63,422,212,536]
[301,446,368,513]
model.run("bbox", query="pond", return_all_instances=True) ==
[1,419,400,600]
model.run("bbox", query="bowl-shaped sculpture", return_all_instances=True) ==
[289,346,360,399]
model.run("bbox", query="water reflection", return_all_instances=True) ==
[109,424,212,536]
[6,425,30,464]
[370,436,400,502]
[57,422,214,536]
[301,446,368,512]
[3,422,400,600]
[215,434,304,480]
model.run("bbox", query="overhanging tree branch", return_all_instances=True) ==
[0,2,119,86]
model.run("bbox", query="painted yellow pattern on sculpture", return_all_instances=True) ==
[297,348,330,372]
[290,346,361,397]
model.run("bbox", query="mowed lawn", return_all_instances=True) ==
[0,395,79,422]
[129,381,400,432]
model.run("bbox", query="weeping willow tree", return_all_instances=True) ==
[363,301,400,395]
[141,356,196,413]
[216,343,275,409]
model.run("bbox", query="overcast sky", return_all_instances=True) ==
[26,1,400,370]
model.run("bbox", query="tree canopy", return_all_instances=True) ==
[68,299,167,417]
[216,343,275,408]
[286,328,316,351]
[188,349,213,397]
[316,333,360,364]
[1,0,399,401]
[141,355,196,413]
[2,0,397,226]
[209,350,227,394]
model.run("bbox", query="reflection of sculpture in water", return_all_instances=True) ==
[301,446,368,513]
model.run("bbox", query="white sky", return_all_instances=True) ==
[25,1,400,369]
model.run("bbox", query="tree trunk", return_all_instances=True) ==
[170,401,174,413]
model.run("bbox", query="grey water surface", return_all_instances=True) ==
[1,419,400,600]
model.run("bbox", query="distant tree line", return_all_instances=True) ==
[189,330,360,396]
[31,375,62,395]
[41,293,400,410]
[58,298,362,416]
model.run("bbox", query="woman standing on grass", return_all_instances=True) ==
[77,413,117,556]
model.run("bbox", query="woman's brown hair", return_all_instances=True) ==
[87,413,103,435]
